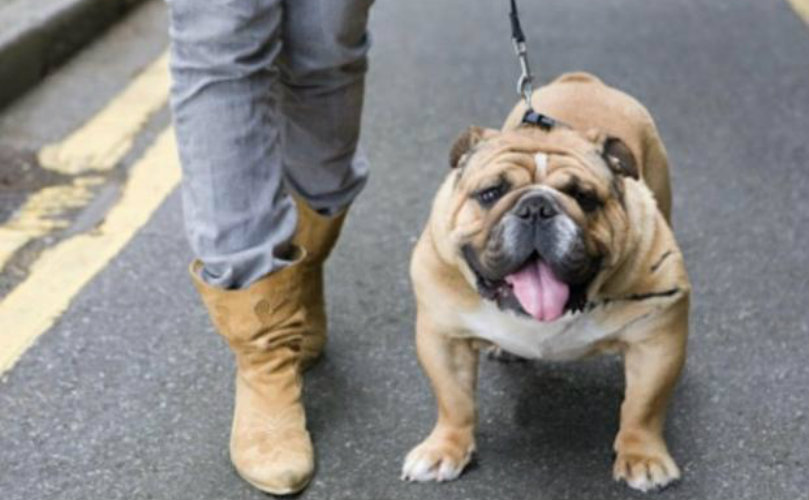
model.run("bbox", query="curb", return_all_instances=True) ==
[0,0,145,111]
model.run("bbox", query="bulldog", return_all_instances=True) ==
[401,72,690,492]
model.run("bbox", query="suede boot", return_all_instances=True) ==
[191,251,313,495]
[291,197,347,369]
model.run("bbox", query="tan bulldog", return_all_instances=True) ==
[401,72,690,492]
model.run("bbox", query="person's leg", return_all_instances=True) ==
[169,0,294,290]
[280,0,373,215]
[278,0,374,366]
[167,0,314,494]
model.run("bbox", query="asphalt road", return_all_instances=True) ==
[1,1,808,499]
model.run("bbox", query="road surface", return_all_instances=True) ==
[0,1,807,499]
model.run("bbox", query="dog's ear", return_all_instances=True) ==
[603,137,639,179]
[587,128,639,179]
[449,126,499,168]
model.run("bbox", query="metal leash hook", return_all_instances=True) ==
[509,0,534,109]
[508,0,557,129]
[514,40,534,109]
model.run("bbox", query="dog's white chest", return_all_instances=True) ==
[459,302,610,361]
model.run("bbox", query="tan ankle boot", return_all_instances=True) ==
[291,197,347,369]
[190,252,314,495]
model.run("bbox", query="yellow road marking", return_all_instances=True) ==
[0,51,169,271]
[0,130,180,374]
[0,177,103,269]
[787,0,809,24]
[38,51,170,174]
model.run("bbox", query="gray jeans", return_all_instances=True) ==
[168,0,373,289]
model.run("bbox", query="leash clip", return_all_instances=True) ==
[509,0,534,109]
[512,38,534,109]
[508,0,560,131]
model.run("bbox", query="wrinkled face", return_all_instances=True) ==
[449,125,636,322]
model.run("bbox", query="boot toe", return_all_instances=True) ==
[233,446,314,495]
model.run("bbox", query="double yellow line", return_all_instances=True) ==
[0,51,179,374]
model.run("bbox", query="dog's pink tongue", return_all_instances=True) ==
[505,261,570,322]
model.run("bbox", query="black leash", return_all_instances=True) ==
[509,0,557,130]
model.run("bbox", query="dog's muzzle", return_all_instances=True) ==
[464,189,598,321]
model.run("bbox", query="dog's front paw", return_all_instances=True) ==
[401,432,474,482]
[613,431,681,492]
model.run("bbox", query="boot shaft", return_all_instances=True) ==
[292,195,347,266]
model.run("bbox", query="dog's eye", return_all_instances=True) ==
[568,187,601,213]
[474,182,507,207]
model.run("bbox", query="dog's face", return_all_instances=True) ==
[446,125,638,322]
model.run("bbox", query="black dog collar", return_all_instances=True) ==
[522,109,557,130]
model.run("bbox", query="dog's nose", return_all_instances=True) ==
[516,192,558,221]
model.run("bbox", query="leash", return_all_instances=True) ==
[509,0,557,130]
